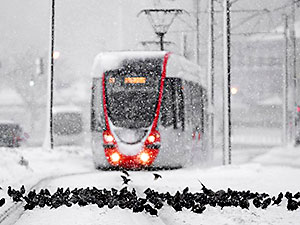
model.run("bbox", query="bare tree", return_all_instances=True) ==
[2,48,47,134]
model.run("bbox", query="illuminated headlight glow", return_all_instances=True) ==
[110,152,120,163]
[104,134,114,143]
[147,135,155,143]
[139,152,150,163]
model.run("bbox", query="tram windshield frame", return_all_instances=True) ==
[104,57,163,129]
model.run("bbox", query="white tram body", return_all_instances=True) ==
[91,51,208,169]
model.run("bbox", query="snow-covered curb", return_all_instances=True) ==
[0,146,94,216]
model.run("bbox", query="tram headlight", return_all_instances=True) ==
[147,134,156,143]
[147,131,160,144]
[104,134,114,143]
[139,152,150,163]
[110,152,120,163]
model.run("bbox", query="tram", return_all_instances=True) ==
[91,51,208,169]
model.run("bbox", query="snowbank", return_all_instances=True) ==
[0,145,300,225]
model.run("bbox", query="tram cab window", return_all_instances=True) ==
[160,78,184,130]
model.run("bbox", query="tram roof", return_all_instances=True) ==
[91,51,205,86]
[91,51,166,77]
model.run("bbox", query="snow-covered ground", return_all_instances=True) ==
[0,144,300,225]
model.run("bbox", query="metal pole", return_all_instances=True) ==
[158,33,164,51]
[291,1,297,146]
[44,0,55,150]
[50,0,55,149]
[181,33,188,57]
[195,0,200,65]
[223,0,231,165]
[207,0,215,152]
[118,0,123,50]
[283,14,289,146]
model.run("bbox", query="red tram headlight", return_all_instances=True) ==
[146,131,160,144]
[145,130,161,150]
[147,134,156,143]
[110,152,121,163]
[104,134,114,142]
[103,131,115,143]
[139,152,150,163]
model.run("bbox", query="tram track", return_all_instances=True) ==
[0,171,93,225]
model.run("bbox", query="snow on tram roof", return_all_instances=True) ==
[166,53,204,85]
[91,51,166,77]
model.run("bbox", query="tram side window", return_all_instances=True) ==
[193,83,202,125]
[174,79,185,131]
[187,82,203,132]
[160,78,184,130]
[183,81,193,126]
[200,88,208,132]
[91,78,105,132]
[161,78,174,127]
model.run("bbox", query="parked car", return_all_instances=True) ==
[0,121,23,147]
[53,106,84,146]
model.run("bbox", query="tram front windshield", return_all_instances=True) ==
[105,58,163,129]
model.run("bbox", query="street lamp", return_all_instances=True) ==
[53,51,60,60]
[231,87,238,95]
[29,79,35,87]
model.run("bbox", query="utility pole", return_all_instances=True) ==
[283,14,289,146]
[223,0,231,165]
[207,0,215,154]
[195,0,201,65]
[290,0,297,146]
[181,33,188,57]
[118,0,124,50]
[50,0,55,149]
[44,0,55,150]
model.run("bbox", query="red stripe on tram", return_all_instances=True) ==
[151,52,171,131]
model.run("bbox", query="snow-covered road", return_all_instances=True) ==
[1,145,300,225]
